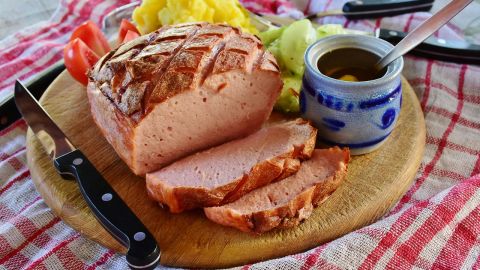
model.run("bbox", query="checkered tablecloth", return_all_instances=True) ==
[1,0,480,269]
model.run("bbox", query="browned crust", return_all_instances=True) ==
[86,22,283,176]
[86,81,137,170]
[204,147,350,233]
[146,119,317,213]
[88,22,279,119]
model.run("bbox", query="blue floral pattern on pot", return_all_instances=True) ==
[300,35,404,155]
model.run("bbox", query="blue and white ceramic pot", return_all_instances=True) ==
[300,35,404,155]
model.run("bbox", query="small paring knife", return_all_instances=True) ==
[14,81,160,270]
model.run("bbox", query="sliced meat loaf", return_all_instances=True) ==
[204,147,349,233]
[87,22,282,176]
[146,119,317,213]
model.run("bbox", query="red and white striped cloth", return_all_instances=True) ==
[1,0,480,269]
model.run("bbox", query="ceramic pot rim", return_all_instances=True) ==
[304,34,404,95]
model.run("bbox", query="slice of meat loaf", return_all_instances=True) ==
[87,22,282,176]
[204,147,349,233]
[146,119,317,213]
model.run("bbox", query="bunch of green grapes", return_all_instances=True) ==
[259,21,352,113]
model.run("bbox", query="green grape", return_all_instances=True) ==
[266,39,285,70]
[318,24,369,38]
[274,75,302,113]
[261,22,366,114]
[279,19,317,76]
[316,24,349,39]
[258,27,285,47]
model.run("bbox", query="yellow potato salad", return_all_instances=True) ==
[132,0,258,34]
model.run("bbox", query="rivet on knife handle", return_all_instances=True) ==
[54,150,160,270]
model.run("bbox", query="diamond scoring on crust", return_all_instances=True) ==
[89,23,280,118]
[185,35,222,51]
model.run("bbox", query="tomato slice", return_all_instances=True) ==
[122,30,140,43]
[70,20,110,57]
[118,19,140,43]
[64,38,100,85]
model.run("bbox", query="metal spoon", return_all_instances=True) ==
[375,0,473,71]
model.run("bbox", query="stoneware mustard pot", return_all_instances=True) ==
[300,35,404,155]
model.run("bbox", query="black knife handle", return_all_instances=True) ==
[378,29,480,65]
[54,150,160,270]
[343,0,434,20]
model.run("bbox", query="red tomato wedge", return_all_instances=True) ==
[122,30,140,43]
[64,38,100,86]
[70,20,110,57]
[118,19,140,43]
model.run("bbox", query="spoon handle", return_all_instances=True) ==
[376,0,473,70]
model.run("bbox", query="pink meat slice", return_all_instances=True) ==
[146,119,317,213]
[204,147,350,233]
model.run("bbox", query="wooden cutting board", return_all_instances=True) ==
[26,71,425,268]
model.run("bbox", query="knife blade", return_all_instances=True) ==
[0,61,65,131]
[14,80,160,270]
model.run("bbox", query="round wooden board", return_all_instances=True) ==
[26,71,425,268]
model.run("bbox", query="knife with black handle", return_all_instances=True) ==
[338,0,434,20]
[258,0,434,26]
[14,81,160,270]
[376,28,480,65]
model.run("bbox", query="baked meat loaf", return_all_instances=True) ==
[87,22,282,175]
